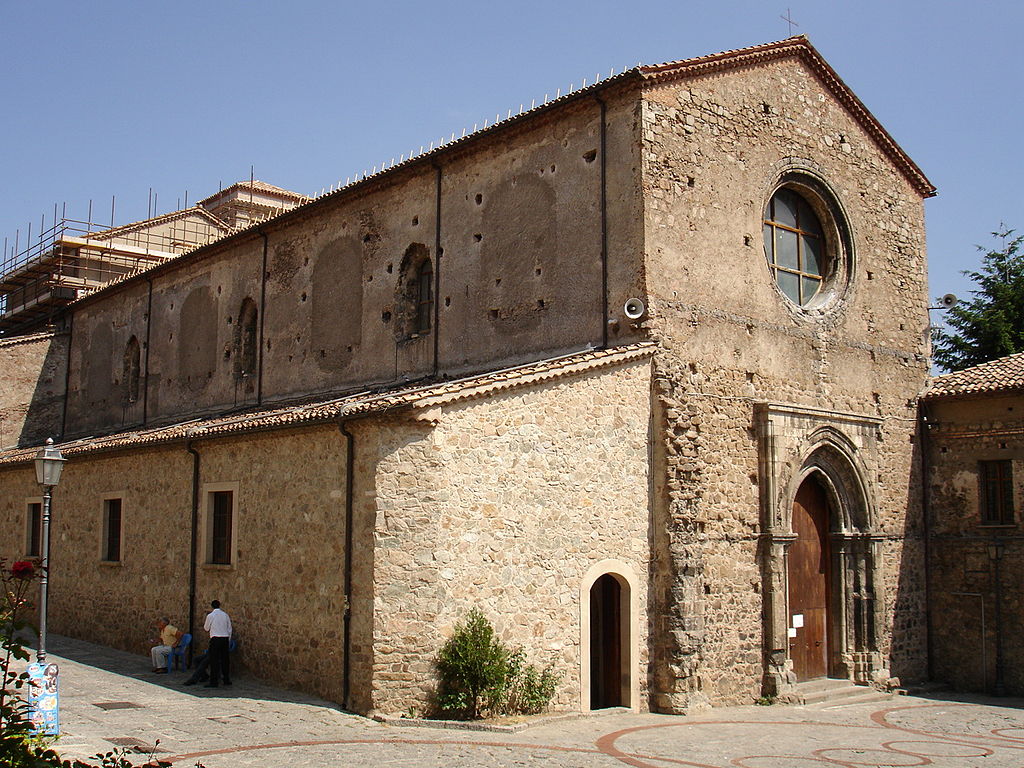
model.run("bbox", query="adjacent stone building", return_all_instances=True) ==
[0,36,935,715]
[922,352,1024,696]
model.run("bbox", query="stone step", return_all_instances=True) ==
[794,678,893,706]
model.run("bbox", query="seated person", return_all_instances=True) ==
[150,618,182,673]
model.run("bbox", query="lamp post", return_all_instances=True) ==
[33,437,65,663]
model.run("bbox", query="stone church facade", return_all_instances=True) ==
[0,37,934,715]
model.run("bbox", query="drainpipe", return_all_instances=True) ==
[338,421,356,710]
[59,312,74,438]
[256,229,269,405]
[142,278,153,425]
[594,95,609,349]
[432,164,443,377]
[917,402,934,682]
[186,441,201,665]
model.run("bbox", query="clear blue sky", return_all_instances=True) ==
[2,1,1021,311]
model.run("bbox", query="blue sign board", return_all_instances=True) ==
[26,662,59,736]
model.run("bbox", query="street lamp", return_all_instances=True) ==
[33,437,65,662]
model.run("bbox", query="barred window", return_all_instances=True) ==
[208,490,234,564]
[980,460,1015,525]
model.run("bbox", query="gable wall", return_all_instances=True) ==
[640,57,930,707]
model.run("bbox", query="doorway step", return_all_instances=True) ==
[794,678,894,706]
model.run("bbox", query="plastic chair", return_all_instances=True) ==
[167,633,192,672]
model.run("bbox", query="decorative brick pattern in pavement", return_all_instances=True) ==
[31,636,1024,767]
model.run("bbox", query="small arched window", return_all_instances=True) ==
[123,336,141,404]
[416,258,433,334]
[235,298,258,378]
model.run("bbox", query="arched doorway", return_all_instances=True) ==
[590,574,623,708]
[788,475,832,680]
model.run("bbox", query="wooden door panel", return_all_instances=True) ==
[788,479,830,680]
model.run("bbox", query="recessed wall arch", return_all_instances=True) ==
[579,559,639,712]
[122,335,141,406]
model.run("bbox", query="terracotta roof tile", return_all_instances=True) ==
[0,343,653,466]
[198,180,311,206]
[923,352,1024,399]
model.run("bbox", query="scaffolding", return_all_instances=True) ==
[0,209,229,335]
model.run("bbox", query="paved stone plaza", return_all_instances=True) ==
[33,636,1024,767]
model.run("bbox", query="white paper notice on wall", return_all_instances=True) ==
[792,614,804,628]
[788,627,797,638]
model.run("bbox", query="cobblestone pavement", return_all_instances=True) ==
[27,636,1024,767]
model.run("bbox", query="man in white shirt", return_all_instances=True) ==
[203,600,232,687]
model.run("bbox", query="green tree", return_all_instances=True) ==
[933,228,1024,372]
[434,608,559,720]
[435,609,509,719]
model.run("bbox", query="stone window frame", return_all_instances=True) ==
[201,482,239,568]
[978,459,1015,527]
[100,492,126,565]
[25,497,42,558]
[761,167,855,318]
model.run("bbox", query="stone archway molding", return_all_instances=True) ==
[754,402,885,697]
[788,425,877,534]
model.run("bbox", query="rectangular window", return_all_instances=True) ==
[980,460,1015,525]
[209,490,233,565]
[26,502,42,557]
[102,498,123,562]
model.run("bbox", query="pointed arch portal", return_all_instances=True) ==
[757,405,885,696]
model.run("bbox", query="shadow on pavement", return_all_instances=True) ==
[42,633,350,710]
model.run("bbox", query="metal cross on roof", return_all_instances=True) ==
[781,8,799,35]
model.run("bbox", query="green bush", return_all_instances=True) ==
[435,608,558,720]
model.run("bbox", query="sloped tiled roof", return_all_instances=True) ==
[85,206,230,241]
[70,36,934,312]
[0,343,653,466]
[198,180,311,207]
[923,352,1024,400]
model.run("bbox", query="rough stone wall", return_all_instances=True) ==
[640,58,930,707]
[0,446,192,650]
[192,427,352,704]
[925,393,1024,694]
[0,426,355,706]
[0,331,67,449]
[65,279,152,436]
[364,359,652,716]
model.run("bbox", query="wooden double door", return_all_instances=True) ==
[788,478,832,680]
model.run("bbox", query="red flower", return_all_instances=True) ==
[11,561,35,580]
